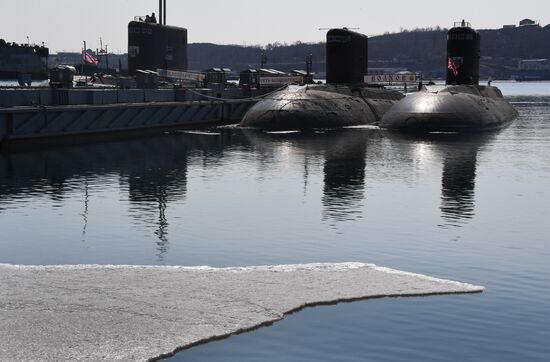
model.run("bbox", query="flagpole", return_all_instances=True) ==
[82,41,85,79]
[99,37,103,71]
[83,41,88,87]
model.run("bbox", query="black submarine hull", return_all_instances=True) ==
[241,84,404,130]
[380,85,518,132]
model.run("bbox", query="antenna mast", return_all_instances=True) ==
[159,0,167,25]
[159,0,163,25]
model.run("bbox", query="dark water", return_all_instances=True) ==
[1,84,549,361]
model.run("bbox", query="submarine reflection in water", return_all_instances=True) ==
[382,21,518,132]
[244,129,494,226]
[0,129,495,261]
[322,133,368,223]
[242,129,369,224]
[386,131,495,226]
[440,140,478,225]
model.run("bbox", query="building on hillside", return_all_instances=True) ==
[518,59,549,71]
[519,19,537,27]
[514,59,550,81]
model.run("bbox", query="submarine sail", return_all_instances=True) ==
[127,1,187,77]
[326,28,368,84]
[446,20,480,86]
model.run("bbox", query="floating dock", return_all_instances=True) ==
[0,87,258,149]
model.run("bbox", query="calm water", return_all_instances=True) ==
[1,83,549,361]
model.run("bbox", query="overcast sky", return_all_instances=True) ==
[1,0,547,53]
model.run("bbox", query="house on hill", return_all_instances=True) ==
[519,19,538,27]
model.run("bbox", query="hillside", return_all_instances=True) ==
[188,24,550,79]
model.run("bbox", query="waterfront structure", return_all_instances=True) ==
[0,87,256,149]
[0,4,258,149]
[0,39,49,80]
[515,59,550,81]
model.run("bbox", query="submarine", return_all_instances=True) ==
[381,21,518,132]
[240,28,404,130]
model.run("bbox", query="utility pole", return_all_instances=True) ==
[260,52,267,69]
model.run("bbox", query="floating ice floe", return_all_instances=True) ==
[0,263,483,362]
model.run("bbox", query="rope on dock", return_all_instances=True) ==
[184,85,289,102]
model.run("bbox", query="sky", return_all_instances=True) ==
[1,0,548,53]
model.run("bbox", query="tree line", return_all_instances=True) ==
[188,25,550,78]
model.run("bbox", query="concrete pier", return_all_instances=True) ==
[0,88,258,149]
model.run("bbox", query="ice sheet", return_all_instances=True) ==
[0,263,483,361]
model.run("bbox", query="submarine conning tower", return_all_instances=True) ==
[127,3,188,76]
[446,20,480,85]
[326,28,368,84]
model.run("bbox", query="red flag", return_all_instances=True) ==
[83,51,99,65]
[448,57,459,76]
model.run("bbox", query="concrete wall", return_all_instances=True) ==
[184,89,214,101]
[0,97,257,148]
[144,89,175,103]
[87,90,119,105]
[0,87,255,108]
[0,90,41,107]
[0,89,174,107]
[117,90,145,103]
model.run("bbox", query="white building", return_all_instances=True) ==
[518,59,550,71]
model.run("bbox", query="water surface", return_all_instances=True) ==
[0,84,549,361]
